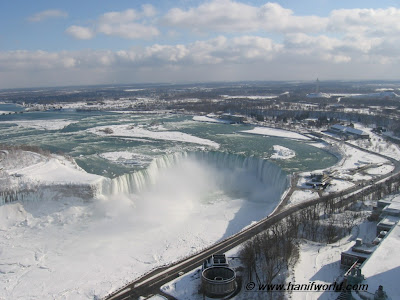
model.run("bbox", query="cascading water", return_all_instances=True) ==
[100,151,290,204]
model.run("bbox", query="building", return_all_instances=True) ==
[203,254,229,269]
[375,198,400,234]
[340,238,377,268]
[377,216,398,235]
[201,254,237,298]
[359,223,400,299]
[339,197,400,299]
[305,172,331,189]
[328,124,370,140]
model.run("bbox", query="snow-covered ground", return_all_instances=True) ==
[289,128,394,207]
[161,267,203,300]
[322,179,354,194]
[2,119,78,130]
[99,151,153,166]
[161,214,378,300]
[24,98,159,112]
[0,149,283,299]
[241,127,311,140]
[221,95,279,99]
[289,190,317,205]
[0,150,103,191]
[365,164,395,175]
[270,145,295,160]
[335,143,387,170]
[192,115,231,124]
[87,124,220,148]
[161,246,242,300]
[292,220,377,300]
[350,124,400,161]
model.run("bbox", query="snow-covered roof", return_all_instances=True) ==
[378,216,399,226]
[342,247,372,259]
[383,202,400,213]
[391,195,400,203]
[330,124,369,136]
[362,223,400,298]
[342,240,377,258]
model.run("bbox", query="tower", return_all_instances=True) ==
[315,78,320,93]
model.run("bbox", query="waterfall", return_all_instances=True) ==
[0,151,289,205]
[100,151,290,202]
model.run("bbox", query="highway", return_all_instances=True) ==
[105,135,400,300]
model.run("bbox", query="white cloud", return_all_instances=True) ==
[4,3,400,87]
[328,7,400,36]
[99,9,139,24]
[1,38,400,89]
[142,4,157,18]
[28,9,68,22]
[163,0,326,33]
[97,22,159,40]
[67,6,159,40]
[65,26,94,40]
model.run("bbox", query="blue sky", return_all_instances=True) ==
[0,0,399,88]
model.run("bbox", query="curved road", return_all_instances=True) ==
[105,134,400,300]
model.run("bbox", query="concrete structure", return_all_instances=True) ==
[381,202,400,218]
[203,254,229,269]
[359,223,400,300]
[201,254,237,298]
[374,198,400,234]
[201,266,237,298]
[340,239,377,268]
[339,197,400,299]
[328,124,370,140]
[305,172,331,189]
[377,216,398,235]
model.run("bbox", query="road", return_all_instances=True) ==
[105,135,400,300]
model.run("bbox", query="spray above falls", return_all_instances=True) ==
[100,151,290,205]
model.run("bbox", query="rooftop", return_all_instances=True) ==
[330,124,369,136]
[378,215,399,226]
[362,223,400,298]
[386,201,400,211]
[342,240,377,258]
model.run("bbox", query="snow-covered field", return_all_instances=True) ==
[292,220,377,300]
[242,127,311,140]
[270,145,295,160]
[2,119,78,130]
[365,164,394,175]
[0,150,282,299]
[288,126,395,208]
[0,150,103,192]
[350,125,400,161]
[192,115,231,124]
[221,95,279,99]
[87,124,220,148]
[161,215,378,300]
[99,151,153,166]
[289,190,316,205]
